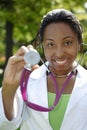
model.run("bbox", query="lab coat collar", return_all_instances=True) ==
[30,62,49,79]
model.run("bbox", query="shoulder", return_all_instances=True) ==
[77,64,87,74]
[76,63,87,82]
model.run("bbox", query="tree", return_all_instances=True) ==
[0,0,52,66]
[0,0,15,66]
[0,0,87,67]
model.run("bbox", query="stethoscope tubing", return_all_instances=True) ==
[20,66,74,112]
[20,48,87,112]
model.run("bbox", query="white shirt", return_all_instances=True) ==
[0,63,87,130]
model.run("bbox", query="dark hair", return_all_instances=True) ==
[39,9,83,44]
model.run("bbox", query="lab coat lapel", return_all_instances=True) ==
[25,65,53,130]
[60,73,87,130]
[27,65,49,119]
[64,69,87,115]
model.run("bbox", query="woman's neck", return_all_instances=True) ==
[48,65,75,78]
[47,69,77,94]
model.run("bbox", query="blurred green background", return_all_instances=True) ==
[0,0,87,70]
[0,0,87,129]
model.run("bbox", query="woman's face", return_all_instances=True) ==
[43,22,80,75]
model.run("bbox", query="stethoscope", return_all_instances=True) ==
[20,45,87,112]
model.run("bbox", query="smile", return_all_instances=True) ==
[54,59,67,65]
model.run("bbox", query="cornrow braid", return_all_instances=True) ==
[39,9,83,44]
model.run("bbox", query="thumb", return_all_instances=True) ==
[31,64,39,71]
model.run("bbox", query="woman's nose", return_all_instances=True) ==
[55,47,64,58]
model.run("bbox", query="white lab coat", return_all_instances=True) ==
[0,63,87,130]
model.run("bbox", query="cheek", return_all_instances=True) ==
[68,48,79,62]
[44,51,50,61]
[43,50,52,61]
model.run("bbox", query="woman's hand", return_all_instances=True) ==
[2,46,28,89]
[2,45,39,90]
[2,45,39,120]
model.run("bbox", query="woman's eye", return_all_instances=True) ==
[47,43,54,47]
[65,41,72,46]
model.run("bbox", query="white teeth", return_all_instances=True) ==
[55,59,66,64]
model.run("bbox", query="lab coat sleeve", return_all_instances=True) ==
[0,87,23,130]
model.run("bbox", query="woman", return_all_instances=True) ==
[0,9,87,130]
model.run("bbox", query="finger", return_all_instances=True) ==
[9,55,24,64]
[31,64,39,71]
[27,44,34,50]
[15,46,29,56]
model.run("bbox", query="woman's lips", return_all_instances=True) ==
[53,59,67,65]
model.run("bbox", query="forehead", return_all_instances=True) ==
[43,22,77,40]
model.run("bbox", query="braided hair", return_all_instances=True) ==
[39,9,83,44]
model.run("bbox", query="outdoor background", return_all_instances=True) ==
[0,0,87,130]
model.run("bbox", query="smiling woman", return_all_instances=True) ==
[0,9,87,130]
[43,22,79,76]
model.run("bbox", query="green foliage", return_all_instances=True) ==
[0,0,54,44]
[0,0,87,66]
[0,42,5,55]
[0,0,87,43]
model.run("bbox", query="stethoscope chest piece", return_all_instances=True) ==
[24,49,41,65]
